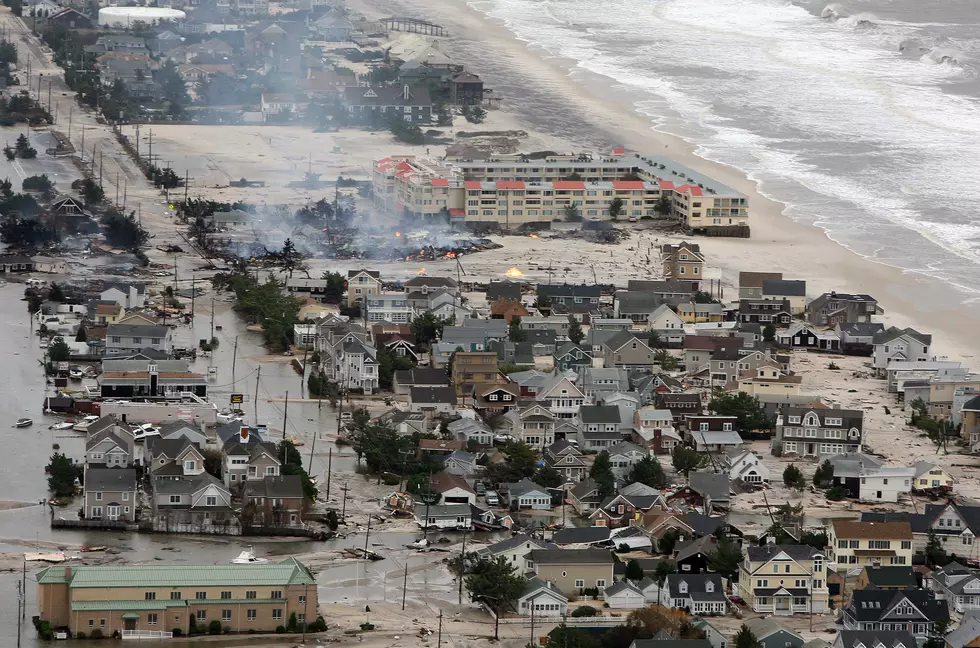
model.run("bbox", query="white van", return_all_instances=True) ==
[485,490,500,506]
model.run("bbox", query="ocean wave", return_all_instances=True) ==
[919,46,961,66]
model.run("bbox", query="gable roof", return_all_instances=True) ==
[410,386,458,405]
[687,473,730,501]
[604,579,643,598]
[835,631,917,648]
[847,589,948,622]
[762,279,806,297]
[746,544,822,563]
[871,326,932,346]
[242,474,304,499]
[430,471,476,495]
[674,535,718,563]
[831,520,912,540]
[85,467,138,492]
[552,526,611,545]
[744,617,802,641]
[579,405,622,424]
[528,548,614,564]
[863,566,917,589]
[483,534,557,556]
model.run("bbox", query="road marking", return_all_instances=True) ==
[11,158,26,180]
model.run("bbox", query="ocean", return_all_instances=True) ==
[468,0,980,298]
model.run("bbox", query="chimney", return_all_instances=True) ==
[239,426,250,444]
[403,84,410,101]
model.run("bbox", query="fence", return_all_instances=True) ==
[121,630,173,639]
[51,519,131,531]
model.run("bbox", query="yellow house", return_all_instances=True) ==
[735,364,803,397]
[678,302,723,324]
[36,559,318,638]
[911,461,954,491]
[737,544,829,615]
[346,269,382,307]
[827,520,913,570]
[94,302,124,325]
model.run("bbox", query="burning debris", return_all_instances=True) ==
[505,267,524,278]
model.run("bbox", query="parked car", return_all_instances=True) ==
[485,490,499,506]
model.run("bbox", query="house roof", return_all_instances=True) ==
[831,520,912,540]
[505,478,550,499]
[665,572,726,600]
[419,438,463,452]
[430,471,475,495]
[762,279,806,297]
[85,467,138,492]
[410,386,457,405]
[746,544,822,563]
[536,283,601,299]
[847,589,948,622]
[862,566,917,589]
[528,548,614,564]
[739,271,783,289]
[37,557,315,587]
[946,611,980,648]
[687,473,730,501]
[243,475,304,499]
[344,84,432,107]
[871,326,932,346]
[682,512,730,538]
[743,618,802,641]
[483,533,557,556]
[834,631,917,648]
[487,281,523,302]
[604,579,643,598]
[578,405,622,424]
[106,322,170,338]
[674,535,718,563]
[552,526,611,545]
[396,367,451,386]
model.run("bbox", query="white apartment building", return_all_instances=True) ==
[363,292,414,325]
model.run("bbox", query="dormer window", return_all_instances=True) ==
[678,581,688,594]
[705,581,714,592]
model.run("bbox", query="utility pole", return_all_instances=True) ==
[325,447,332,500]
[191,273,195,317]
[231,336,239,386]
[282,391,289,439]
[340,482,349,521]
[363,512,372,554]
[253,366,261,424]
[210,297,215,341]
[530,597,535,647]
[457,530,466,604]
[16,581,21,648]
[437,611,443,648]
[148,128,152,167]
[115,172,119,205]
[22,560,26,619]
[401,563,408,610]
[184,170,189,203]
[306,419,318,476]
[68,104,72,139]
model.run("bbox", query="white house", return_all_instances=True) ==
[431,472,477,506]
[336,340,379,393]
[927,563,980,614]
[414,503,472,530]
[478,534,556,572]
[858,466,915,503]
[505,478,553,510]
[364,292,414,325]
[609,526,654,552]
[518,579,568,617]
[664,573,728,616]
[536,373,586,419]
[638,576,664,605]
[606,441,650,480]
[603,580,647,609]
[872,327,933,377]
[600,391,642,434]
[649,304,686,345]
[261,93,300,120]
[100,283,146,309]
[726,448,771,484]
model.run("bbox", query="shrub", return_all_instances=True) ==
[247,629,256,634]
[75,631,86,639]
[112,630,120,639]
[288,612,298,631]
[276,625,287,634]
[172,628,183,637]
[360,622,375,631]
[571,605,599,617]
[223,626,232,634]
[826,485,850,501]
[310,616,327,632]
[208,620,222,635]
[580,587,599,598]
[90,628,104,639]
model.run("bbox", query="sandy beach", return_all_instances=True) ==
[332,0,977,364]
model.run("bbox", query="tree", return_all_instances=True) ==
[733,624,762,648]
[671,446,708,476]
[411,311,452,347]
[80,178,104,207]
[14,133,36,159]
[655,348,679,371]
[465,557,527,640]
[278,238,302,278]
[377,346,415,389]
[483,441,539,484]
[508,315,526,342]
[101,209,149,250]
[22,173,54,194]
[201,448,223,479]
[75,326,88,343]
[590,451,615,498]
[813,459,834,487]
[608,196,624,220]
[924,620,951,648]
[653,559,677,583]
[648,331,663,349]
[535,293,552,310]
[320,271,346,304]
[658,528,682,555]
[783,463,806,490]
[48,337,70,362]
[567,315,584,345]
[706,536,743,580]
[543,626,594,648]
[799,530,828,550]
[926,530,949,567]
[564,204,583,222]
[627,455,667,489]
[156,58,189,117]
[763,322,776,342]
[655,194,672,217]
[533,464,564,489]
[624,559,644,581]
[693,291,717,304]
[46,452,81,498]
[708,390,774,432]
[47,282,65,302]
[434,101,452,126]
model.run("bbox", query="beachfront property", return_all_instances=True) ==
[771,407,864,458]
[737,544,829,615]
[372,151,750,235]
[35,559,318,638]
[826,520,914,569]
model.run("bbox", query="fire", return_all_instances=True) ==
[395,232,402,237]
[505,267,524,279]
[528,234,540,238]
[417,267,427,275]
[445,252,457,259]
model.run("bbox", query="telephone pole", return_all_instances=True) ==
[401,564,408,610]
[325,447,332,500]
[282,391,289,439]
[253,366,261,424]
[458,530,466,604]
[437,611,443,648]
[231,336,239,386]
[340,482,350,521]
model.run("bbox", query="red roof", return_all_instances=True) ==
[430,178,449,187]
[449,208,464,216]
[395,161,413,173]
[613,180,645,190]
[659,181,675,190]
[683,336,716,350]
[496,180,525,190]
[676,184,704,197]
[611,147,626,155]
[552,180,585,190]
[464,181,482,190]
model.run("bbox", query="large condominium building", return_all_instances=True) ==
[36,559,317,638]
[373,152,749,235]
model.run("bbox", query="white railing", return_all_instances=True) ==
[121,630,173,640]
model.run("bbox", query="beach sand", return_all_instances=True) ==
[340,0,977,364]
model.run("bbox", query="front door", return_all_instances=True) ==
[805,443,815,456]
[775,596,791,614]
[124,619,136,631]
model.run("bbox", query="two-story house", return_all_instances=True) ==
[336,340,379,393]
[926,562,980,614]
[451,351,502,398]
[85,427,134,469]
[83,467,139,521]
[363,292,413,325]
[504,403,556,448]
[827,520,913,569]
[761,279,807,314]
[477,534,559,572]
[685,415,742,452]
[554,343,593,372]
[530,549,615,597]
[737,544,829,615]
[151,472,234,533]
[724,447,771,485]
[771,407,864,457]
[544,440,589,482]
[806,292,882,326]
[100,283,147,310]
[661,242,704,292]
[663,573,727,615]
[655,392,703,427]
[632,408,681,454]
[871,327,932,377]
[577,405,623,451]
[602,331,656,371]
[535,372,586,419]
[578,367,630,402]
[222,440,280,490]
[243,475,306,527]
[739,298,794,327]
[858,466,915,503]
[739,272,784,299]
[589,492,666,528]
[105,321,172,356]
[863,502,980,562]
[842,589,948,644]
[536,284,601,309]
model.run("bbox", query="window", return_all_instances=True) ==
[95,492,103,501]
[273,609,283,620]
[184,460,197,471]
[246,590,257,599]
[100,619,106,628]
[247,609,257,622]
[266,466,277,475]
[221,591,232,599]
[133,337,142,345]
[88,620,94,629]
[206,496,217,506]
[299,595,306,605]
[222,609,232,622]
[596,579,606,588]
[144,592,156,600]
[196,610,207,621]
[147,613,158,625]
[196,591,207,600]
[773,565,779,573]
[271,590,283,599]
[122,492,129,501]
[575,579,585,588]
[169,495,181,504]
[170,592,181,600]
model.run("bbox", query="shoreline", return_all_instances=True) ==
[347,0,977,363]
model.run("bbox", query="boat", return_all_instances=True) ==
[15,418,33,428]
[230,547,268,564]
[73,415,101,432]
[217,409,243,425]
[49,421,75,431]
